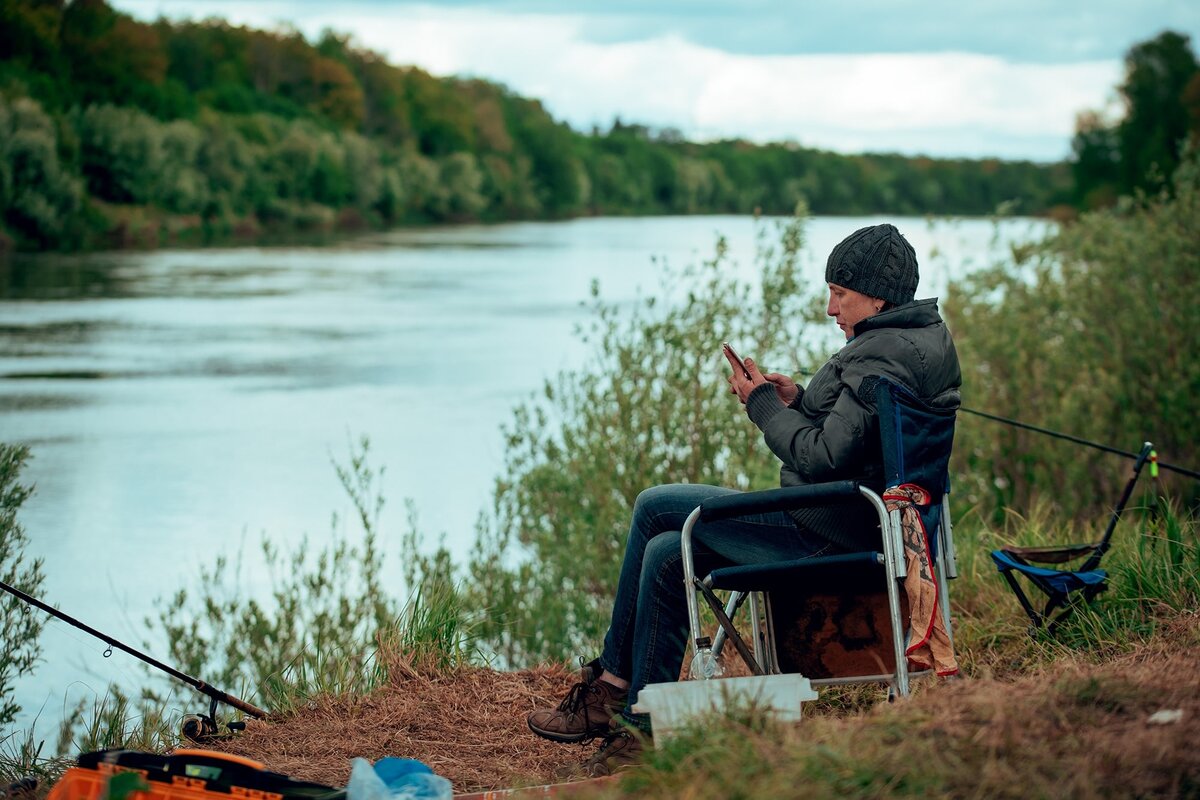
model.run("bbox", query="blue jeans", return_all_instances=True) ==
[598,483,841,731]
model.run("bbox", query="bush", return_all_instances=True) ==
[0,443,46,729]
[77,104,165,204]
[462,209,822,664]
[945,149,1200,522]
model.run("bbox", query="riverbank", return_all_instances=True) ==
[203,607,1199,797]
[0,200,1068,260]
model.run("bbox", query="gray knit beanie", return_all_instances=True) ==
[824,223,918,306]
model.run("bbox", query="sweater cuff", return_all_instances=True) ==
[745,383,785,430]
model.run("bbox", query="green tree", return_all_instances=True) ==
[437,152,486,219]
[405,69,475,156]
[1117,31,1200,195]
[1072,31,1200,206]
[0,95,84,247]
[506,97,583,215]
[158,119,208,214]
[77,104,165,204]
[349,50,413,143]
[60,0,169,113]
[0,443,46,728]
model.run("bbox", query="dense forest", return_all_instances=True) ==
[0,1,1195,251]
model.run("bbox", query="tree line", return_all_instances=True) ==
[0,1,1193,251]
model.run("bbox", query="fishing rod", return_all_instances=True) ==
[958,407,1200,481]
[0,578,265,740]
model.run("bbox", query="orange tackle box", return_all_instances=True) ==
[46,749,344,800]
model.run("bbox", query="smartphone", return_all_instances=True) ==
[721,341,752,379]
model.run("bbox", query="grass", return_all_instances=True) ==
[614,635,1200,799]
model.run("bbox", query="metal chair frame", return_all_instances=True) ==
[679,378,959,698]
[681,487,956,697]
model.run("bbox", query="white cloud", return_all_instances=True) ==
[117,1,1125,160]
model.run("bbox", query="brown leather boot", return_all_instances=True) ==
[559,728,650,779]
[527,661,628,744]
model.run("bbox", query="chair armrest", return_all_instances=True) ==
[699,481,862,523]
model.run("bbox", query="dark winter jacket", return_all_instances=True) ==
[744,298,961,551]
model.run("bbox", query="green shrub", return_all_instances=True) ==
[77,104,165,204]
[944,148,1200,523]
[0,443,46,729]
[462,209,824,664]
[149,438,397,704]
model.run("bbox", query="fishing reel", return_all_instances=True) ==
[180,714,219,742]
[180,697,247,742]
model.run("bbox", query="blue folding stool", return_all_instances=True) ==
[990,442,1154,635]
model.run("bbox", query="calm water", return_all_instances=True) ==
[1,214,1047,733]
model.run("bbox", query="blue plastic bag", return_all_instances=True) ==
[347,757,451,800]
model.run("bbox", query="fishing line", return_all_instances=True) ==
[35,615,151,693]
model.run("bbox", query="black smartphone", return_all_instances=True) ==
[721,341,751,379]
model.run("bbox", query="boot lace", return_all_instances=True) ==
[557,680,596,713]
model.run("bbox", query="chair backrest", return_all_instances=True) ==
[874,378,956,503]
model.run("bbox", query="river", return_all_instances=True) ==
[0,214,1049,736]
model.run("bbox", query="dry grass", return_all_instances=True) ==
[206,663,588,794]
[199,611,1200,798]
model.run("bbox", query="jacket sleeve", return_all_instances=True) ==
[745,380,876,482]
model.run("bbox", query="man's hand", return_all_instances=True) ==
[728,359,799,406]
[762,372,799,405]
[727,358,768,404]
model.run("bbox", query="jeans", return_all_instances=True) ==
[598,483,841,731]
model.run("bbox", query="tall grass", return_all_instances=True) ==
[944,149,1200,522]
[146,436,480,711]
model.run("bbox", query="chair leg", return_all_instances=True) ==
[695,580,765,675]
[711,591,747,659]
[1001,571,1045,632]
[761,593,782,674]
[1046,582,1108,635]
[1046,605,1076,636]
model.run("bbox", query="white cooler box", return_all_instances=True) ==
[630,674,818,739]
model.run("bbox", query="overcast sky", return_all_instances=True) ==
[112,0,1200,162]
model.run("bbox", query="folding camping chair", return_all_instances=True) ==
[990,441,1154,635]
[679,377,959,699]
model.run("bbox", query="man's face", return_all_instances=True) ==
[827,283,882,340]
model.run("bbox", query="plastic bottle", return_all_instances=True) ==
[687,637,725,680]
